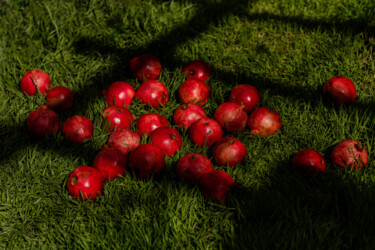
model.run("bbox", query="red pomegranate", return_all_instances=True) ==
[247,106,282,136]
[67,166,103,200]
[173,103,207,130]
[212,137,247,167]
[213,102,248,134]
[20,69,51,96]
[148,127,183,156]
[182,60,211,82]
[178,79,210,106]
[229,84,260,113]
[61,115,94,143]
[102,106,135,132]
[189,117,223,147]
[93,147,127,181]
[176,153,213,184]
[129,54,162,82]
[330,140,368,170]
[136,113,169,136]
[292,149,326,176]
[103,81,135,107]
[107,129,140,156]
[322,76,356,106]
[26,104,59,137]
[46,86,75,112]
[135,80,169,108]
[199,170,235,204]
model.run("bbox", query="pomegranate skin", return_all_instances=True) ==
[213,102,248,134]
[178,79,210,106]
[107,129,140,156]
[103,81,135,107]
[102,106,135,132]
[93,147,127,181]
[212,137,247,167]
[129,54,162,82]
[136,113,169,136]
[148,127,183,157]
[229,84,260,113]
[61,115,94,143]
[173,103,207,130]
[292,149,326,176]
[182,60,211,82]
[20,70,51,96]
[129,144,166,180]
[331,140,368,170]
[46,86,75,112]
[247,106,282,136]
[67,166,103,200]
[176,153,213,184]
[199,170,235,204]
[189,118,223,147]
[322,76,356,106]
[26,104,59,137]
[135,80,169,108]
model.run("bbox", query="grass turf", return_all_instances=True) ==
[1,0,375,248]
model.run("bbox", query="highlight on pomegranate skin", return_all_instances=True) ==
[213,102,248,134]
[229,84,261,113]
[135,80,169,108]
[148,126,183,157]
[292,148,326,176]
[176,153,213,184]
[101,106,135,132]
[61,115,94,143]
[46,86,75,112]
[136,113,169,136]
[103,81,135,107]
[247,106,282,136]
[67,165,104,200]
[106,129,140,156]
[212,137,247,167]
[322,76,356,106]
[173,103,207,130]
[178,79,211,106]
[20,69,51,96]
[189,117,223,147]
[93,147,127,181]
[330,139,368,170]
[182,60,212,82]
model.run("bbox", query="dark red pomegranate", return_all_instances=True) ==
[247,106,282,136]
[182,60,211,82]
[148,127,183,156]
[26,104,59,137]
[229,84,260,113]
[176,153,213,184]
[292,149,326,176]
[212,137,247,167]
[189,117,223,147]
[213,102,248,134]
[61,115,94,143]
[103,81,135,107]
[67,166,103,200]
[136,113,169,136]
[135,80,169,108]
[93,147,127,181]
[129,144,166,180]
[102,106,135,132]
[107,129,140,156]
[129,54,162,82]
[46,86,75,112]
[20,69,51,96]
[331,140,368,170]
[322,76,356,106]
[173,103,207,130]
[178,79,210,106]
[199,170,235,204]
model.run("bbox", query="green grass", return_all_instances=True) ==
[1,0,375,248]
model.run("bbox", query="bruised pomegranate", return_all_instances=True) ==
[129,54,162,82]
[20,69,51,96]
[67,166,103,200]
[322,76,356,106]
[136,113,169,136]
[331,140,368,170]
[103,81,135,107]
[173,103,207,130]
[46,86,75,112]
[182,60,211,82]
[199,170,235,204]
[148,127,183,156]
[102,106,135,132]
[292,149,326,176]
[26,104,59,137]
[61,115,94,143]
[107,129,140,156]
[247,106,282,136]
[189,117,223,147]
[214,102,248,134]
[129,144,166,180]
[212,137,247,167]
[93,147,127,181]
[135,80,169,108]
[176,153,213,184]
[229,84,260,113]
[178,79,210,106]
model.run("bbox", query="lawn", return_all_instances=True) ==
[1,0,375,248]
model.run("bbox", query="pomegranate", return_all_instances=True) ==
[182,60,211,82]
[173,103,207,130]
[93,147,127,181]
[46,86,75,112]
[292,149,326,176]
[229,84,260,113]
[20,69,51,95]
[176,153,213,184]
[199,170,235,204]
[189,117,223,147]
[102,106,135,132]
[148,127,183,156]
[67,166,103,200]
[26,104,59,137]
[129,144,166,180]
[135,80,169,108]
[322,76,356,106]
[213,102,248,134]
[136,113,169,136]
[107,129,140,155]
[247,106,282,136]
[178,79,210,106]
[61,115,94,143]
[330,140,368,170]
[129,54,162,82]
[103,81,135,107]
[212,137,247,167]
